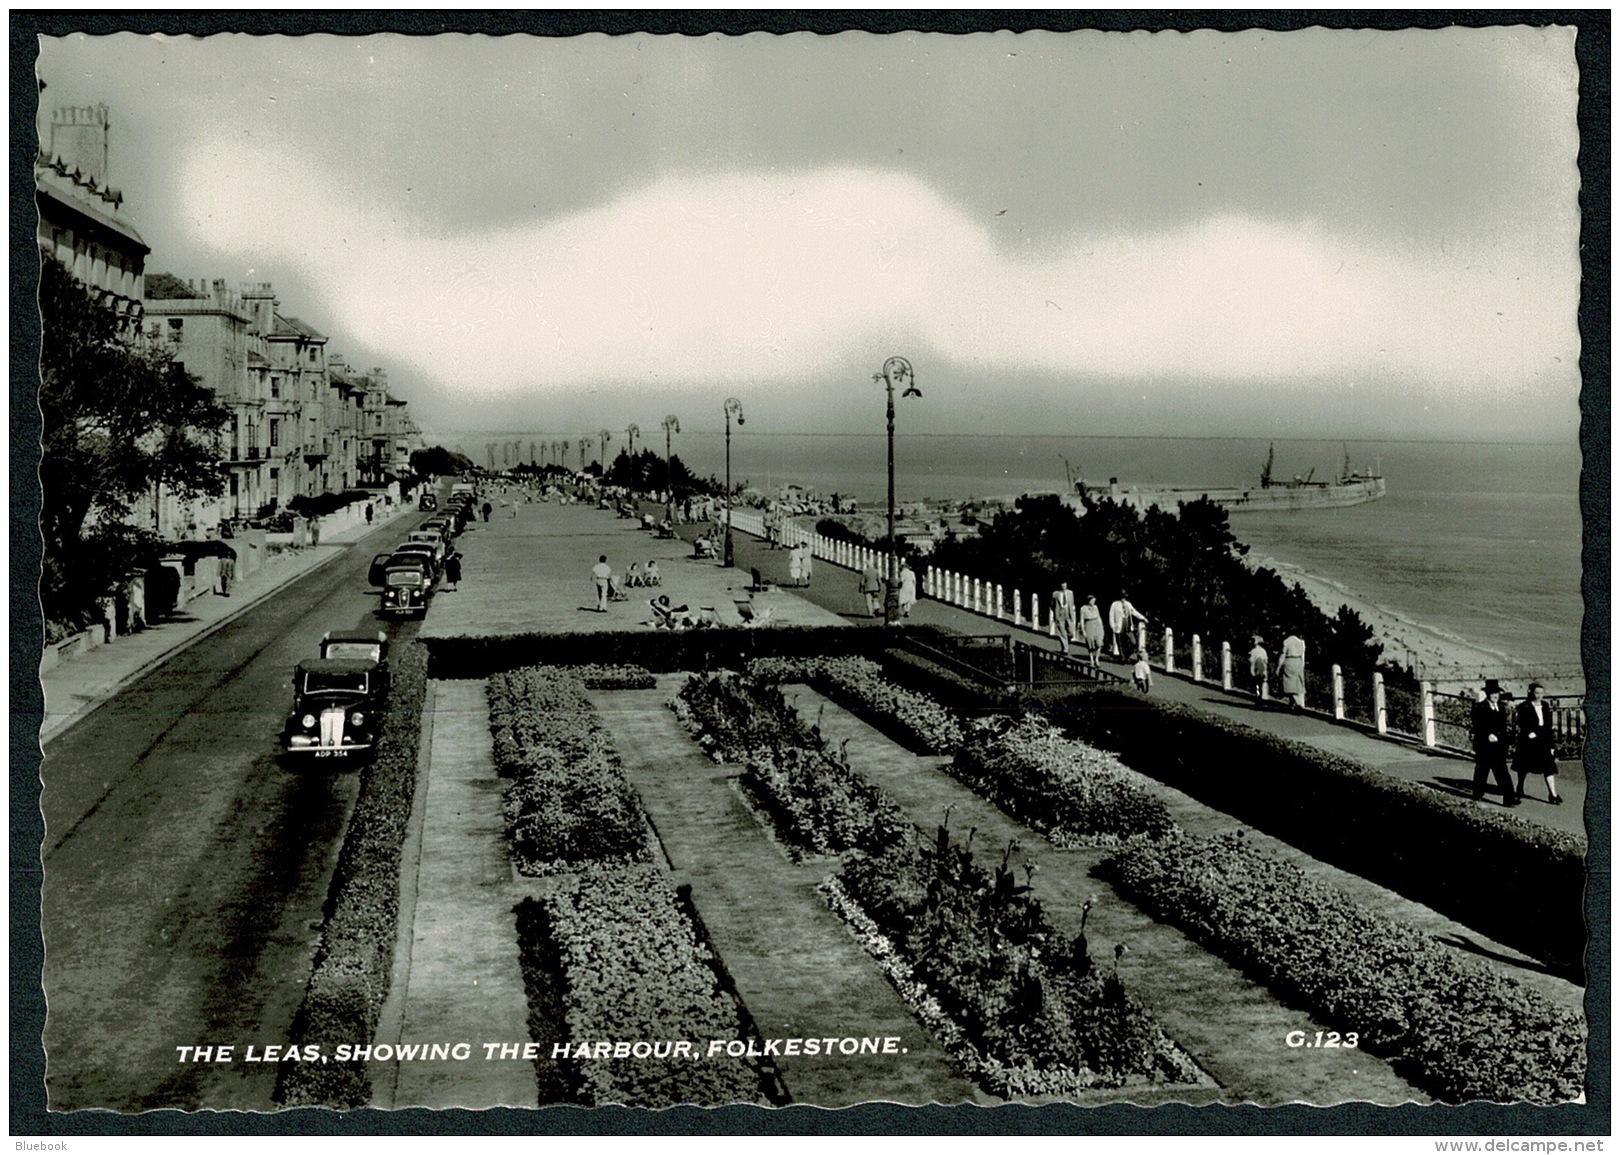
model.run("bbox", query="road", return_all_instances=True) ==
[39,513,433,1112]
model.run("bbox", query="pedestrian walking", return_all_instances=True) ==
[482,500,493,523]
[788,545,803,586]
[1132,655,1154,693]
[1052,582,1078,654]
[1513,681,1563,804]
[308,516,321,548]
[801,544,812,588]
[1274,634,1307,711]
[1472,678,1519,806]
[592,555,612,612]
[1079,594,1105,668]
[898,561,917,618]
[444,549,462,591]
[1108,593,1148,658]
[217,549,235,597]
[1247,635,1270,698]
[859,563,883,617]
[365,502,374,525]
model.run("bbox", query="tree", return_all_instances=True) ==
[408,445,474,479]
[39,256,228,622]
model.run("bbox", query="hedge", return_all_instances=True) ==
[1097,829,1586,1104]
[1038,685,1588,977]
[275,638,429,1108]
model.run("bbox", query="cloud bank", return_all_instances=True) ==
[177,136,1577,409]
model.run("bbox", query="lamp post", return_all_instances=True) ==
[598,429,611,472]
[723,398,743,567]
[625,424,639,489]
[662,414,680,520]
[874,356,919,624]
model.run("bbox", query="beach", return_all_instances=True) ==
[1244,551,1575,697]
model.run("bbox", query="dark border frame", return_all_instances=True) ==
[11,9,1609,1138]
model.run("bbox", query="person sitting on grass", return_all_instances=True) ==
[649,594,694,630]
[625,561,645,587]
[644,560,662,586]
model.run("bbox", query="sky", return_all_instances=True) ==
[33,21,1582,442]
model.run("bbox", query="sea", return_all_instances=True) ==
[445,433,1592,691]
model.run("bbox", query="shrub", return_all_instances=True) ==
[276,639,429,1107]
[746,655,964,753]
[1097,829,1587,1104]
[947,714,1176,846]
[674,671,909,855]
[835,819,1199,1097]
[527,865,766,1107]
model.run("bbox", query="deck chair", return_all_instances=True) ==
[732,594,775,628]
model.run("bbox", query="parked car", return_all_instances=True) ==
[406,529,448,565]
[320,628,390,696]
[379,559,433,618]
[418,492,438,511]
[281,657,383,759]
[392,541,442,577]
[367,551,396,588]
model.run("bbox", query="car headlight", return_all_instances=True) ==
[301,714,316,728]
[350,712,365,726]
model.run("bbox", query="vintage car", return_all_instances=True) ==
[379,558,433,618]
[320,628,390,696]
[422,515,456,539]
[418,492,438,511]
[281,657,383,759]
[391,541,442,577]
[406,529,448,565]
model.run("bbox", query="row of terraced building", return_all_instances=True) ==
[35,101,424,540]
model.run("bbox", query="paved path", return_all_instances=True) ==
[379,678,538,1109]
[594,680,982,1107]
[786,686,1430,1107]
[421,499,845,639]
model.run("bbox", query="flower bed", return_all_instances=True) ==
[518,864,766,1107]
[488,666,653,875]
[746,656,964,753]
[673,671,909,855]
[948,715,1176,847]
[1097,829,1586,1104]
[835,820,1201,1097]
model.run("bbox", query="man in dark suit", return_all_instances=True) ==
[1513,681,1564,804]
[1471,678,1518,806]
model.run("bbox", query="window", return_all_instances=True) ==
[270,375,281,399]
[269,418,280,448]
[269,467,280,498]
[167,318,184,339]
[308,347,317,364]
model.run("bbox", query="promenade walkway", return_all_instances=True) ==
[714,519,1589,842]
[36,499,418,747]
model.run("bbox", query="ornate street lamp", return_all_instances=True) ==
[598,429,611,475]
[579,437,589,472]
[625,423,640,486]
[874,356,919,624]
[723,397,744,567]
[662,414,680,519]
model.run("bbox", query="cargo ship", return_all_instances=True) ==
[1063,445,1385,514]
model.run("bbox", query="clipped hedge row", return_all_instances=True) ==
[948,714,1177,846]
[1040,685,1588,975]
[673,672,909,855]
[746,655,965,753]
[522,864,767,1107]
[836,821,1201,1098]
[423,623,969,680]
[276,639,429,1108]
[488,666,653,874]
[1097,829,1586,1104]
